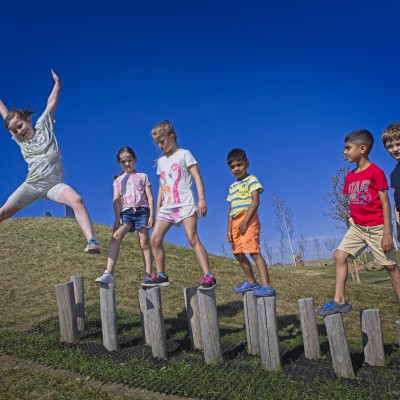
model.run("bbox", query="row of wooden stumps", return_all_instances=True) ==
[54,277,400,377]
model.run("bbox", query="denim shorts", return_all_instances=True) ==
[121,207,150,231]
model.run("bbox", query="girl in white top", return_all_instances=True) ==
[0,70,100,253]
[95,146,154,284]
[142,120,216,290]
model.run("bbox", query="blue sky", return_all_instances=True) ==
[1,1,400,263]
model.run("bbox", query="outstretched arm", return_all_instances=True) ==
[0,99,9,120]
[45,70,62,118]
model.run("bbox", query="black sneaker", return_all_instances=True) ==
[198,275,217,290]
[141,273,170,287]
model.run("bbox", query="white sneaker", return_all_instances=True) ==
[95,271,114,284]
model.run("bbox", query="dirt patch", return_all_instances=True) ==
[0,353,199,400]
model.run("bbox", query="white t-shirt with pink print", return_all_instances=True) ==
[156,149,197,209]
[113,172,151,212]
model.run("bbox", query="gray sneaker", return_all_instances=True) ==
[95,271,114,284]
[84,238,101,254]
[317,300,352,316]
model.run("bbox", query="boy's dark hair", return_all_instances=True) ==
[344,129,374,153]
[227,148,248,165]
[382,122,400,146]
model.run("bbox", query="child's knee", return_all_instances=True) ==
[334,249,348,264]
[385,264,399,273]
[69,194,84,209]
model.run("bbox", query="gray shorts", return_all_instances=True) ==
[8,181,71,209]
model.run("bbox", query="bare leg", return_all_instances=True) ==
[106,224,131,273]
[333,249,350,304]
[151,220,173,274]
[137,227,153,275]
[182,215,211,274]
[0,201,20,222]
[58,188,95,241]
[384,264,400,302]
[250,253,271,287]
[234,253,256,283]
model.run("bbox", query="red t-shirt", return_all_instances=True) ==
[343,163,388,226]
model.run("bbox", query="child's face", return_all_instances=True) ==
[7,116,35,141]
[154,133,177,156]
[384,139,400,162]
[343,141,365,163]
[228,159,249,180]
[118,151,136,173]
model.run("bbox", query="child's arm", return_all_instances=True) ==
[226,204,233,245]
[238,190,260,235]
[45,70,62,118]
[156,180,163,216]
[112,185,122,232]
[0,99,9,120]
[394,205,400,242]
[145,185,154,228]
[189,164,207,216]
[379,190,394,251]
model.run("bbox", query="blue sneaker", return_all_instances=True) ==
[317,300,352,316]
[253,285,276,297]
[233,281,260,293]
[84,238,101,254]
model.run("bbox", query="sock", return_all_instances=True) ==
[158,272,167,277]
[204,273,214,277]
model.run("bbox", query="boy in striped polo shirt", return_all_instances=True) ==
[226,148,275,297]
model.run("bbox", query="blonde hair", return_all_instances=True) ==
[382,122,400,146]
[151,120,178,145]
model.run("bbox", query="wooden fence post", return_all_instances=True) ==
[257,296,280,370]
[70,275,85,332]
[146,287,168,359]
[243,291,260,355]
[183,287,203,350]
[197,288,222,363]
[324,314,355,378]
[396,320,400,347]
[361,309,385,366]
[99,283,119,351]
[54,282,78,343]
[138,288,151,346]
[298,298,320,359]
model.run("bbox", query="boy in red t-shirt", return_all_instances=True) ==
[318,129,400,316]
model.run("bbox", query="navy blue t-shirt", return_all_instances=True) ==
[390,162,400,211]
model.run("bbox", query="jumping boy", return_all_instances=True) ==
[318,129,400,316]
[226,148,275,297]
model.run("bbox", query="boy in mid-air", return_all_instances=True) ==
[318,129,400,316]
[226,148,275,297]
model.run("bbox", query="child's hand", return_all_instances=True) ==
[226,232,233,245]
[239,220,248,235]
[197,199,207,217]
[51,69,62,86]
[147,217,154,228]
[113,218,122,232]
[381,233,393,252]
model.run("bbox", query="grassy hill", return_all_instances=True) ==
[1,217,400,399]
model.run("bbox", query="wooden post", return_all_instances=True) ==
[70,275,85,332]
[361,309,385,366]
[298,298,320,359]
[243,291,260,355]
[138,288,151,345]
[54,282,78,343]
[257,296,280,370]
[197,288,222,363]
[324,314,355,378]
[396,320,400,347]
[183,287,203,350]
[99,283,119,351]
[146,287,167,359]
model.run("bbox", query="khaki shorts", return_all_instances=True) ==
[8,181,71,209]
[338,218,397,266]
[231,212,260,254]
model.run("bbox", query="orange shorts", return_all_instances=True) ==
[231,212,260,254]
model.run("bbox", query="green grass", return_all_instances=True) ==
[1,217,400,399]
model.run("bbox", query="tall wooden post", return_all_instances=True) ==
[197,288,222,363]
[100,283,119,351]
[70,275,85,332]
[54,282,78,343]
[361,309,385,366]
[298,298,320,359]
[183,286,203,350]
[138,288,151,345]
[257,296,280,370]
[243,291,260,355]
[324,314,355,378]
[396,320,400,347]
